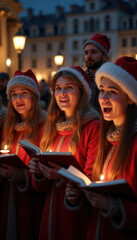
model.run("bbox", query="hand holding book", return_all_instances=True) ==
[58,165,137,201]
[19,139,82,170]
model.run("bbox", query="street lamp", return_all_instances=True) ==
[13,29,26,71]
[54,51,64,69]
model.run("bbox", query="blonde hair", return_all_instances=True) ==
[2,91,41,150]
[40,73,89,154]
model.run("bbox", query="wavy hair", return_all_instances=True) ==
[40,71,89,154]
[2,91,41,150]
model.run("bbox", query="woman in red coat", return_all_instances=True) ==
[66,56,137,240]
[29,66,100,240]
[0,69,46,240]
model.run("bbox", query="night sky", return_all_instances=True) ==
[19,0,84,16]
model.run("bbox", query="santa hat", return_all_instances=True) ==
[95,56,137,104]
[6,69,40,99]
[84,34,110,56]
[51,66,91,101]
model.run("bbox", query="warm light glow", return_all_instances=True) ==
[51,71,56,77]
[54,54,64,66]
[0,145,10,154]
[100,174,104,181]
[13,35,26,54]
[6,58,11,67]
[36,74,42,82]
[135,54,137,60]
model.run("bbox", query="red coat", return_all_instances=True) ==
[87,136,137,240]
[0,122,45,240]
[32,118,100,240]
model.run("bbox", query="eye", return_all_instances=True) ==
[11,93,17,98]
[55,86,61,91]
[99,89,104,95]
[22,91,28,95]
[67,85,73,90]
[110,90,117,95]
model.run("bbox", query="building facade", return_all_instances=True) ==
[0,0,23,77]
[1,0,137,80]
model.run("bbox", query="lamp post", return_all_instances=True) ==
[13,30,26,71]
[54,51,64,69]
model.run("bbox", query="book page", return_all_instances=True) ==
[67,165,92,186]
[19,139,41,155]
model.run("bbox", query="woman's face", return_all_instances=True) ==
[11,86,33,119]
[54,76,81,120]
[98,77,133,127]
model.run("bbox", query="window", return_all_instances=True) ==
[89,18,94,32]
[122,20,127,30]
[105,15,110,31]
[95,19,100,31]
[46,58,52,68]
[47,25,53,35]
[72,40,79,50]
[59,42,65,50]
[121,38,127,47]
[131,37,137,47]
[90,3,95,10]
[32,59,37,68]
[31,44,37,52]
[84,20,88,32]
[73,19,79,34]
[47,43,52,51]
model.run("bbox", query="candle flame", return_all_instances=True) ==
[100,174,104,181]
[4,145,7,150]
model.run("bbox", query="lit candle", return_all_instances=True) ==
[100,174,105,181]
[0,145,10,154]
[49,149,52,152]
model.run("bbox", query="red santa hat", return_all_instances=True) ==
[84,34,110,56]
[51,66,91,101]
[6,69,40,99]
[95,56,137,104]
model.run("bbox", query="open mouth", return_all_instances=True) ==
[103,107,112,113]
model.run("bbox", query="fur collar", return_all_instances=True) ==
[15,110,46,132]
[56,107,99,132]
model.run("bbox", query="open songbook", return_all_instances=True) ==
[58,165,137,200]
[18,139,82,169]
[0,154,28,169]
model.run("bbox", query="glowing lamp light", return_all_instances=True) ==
[54,51,64,68]
[6,58,11,67]
[13,35,26,54]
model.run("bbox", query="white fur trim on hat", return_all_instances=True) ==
[55,67,91,101]
[6,75,40,99]
[84,40,108,56]
[95,62,137,105]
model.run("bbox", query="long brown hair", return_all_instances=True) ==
[2,91,41,150]
[92,104,137,181]
[40,72,89,154]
